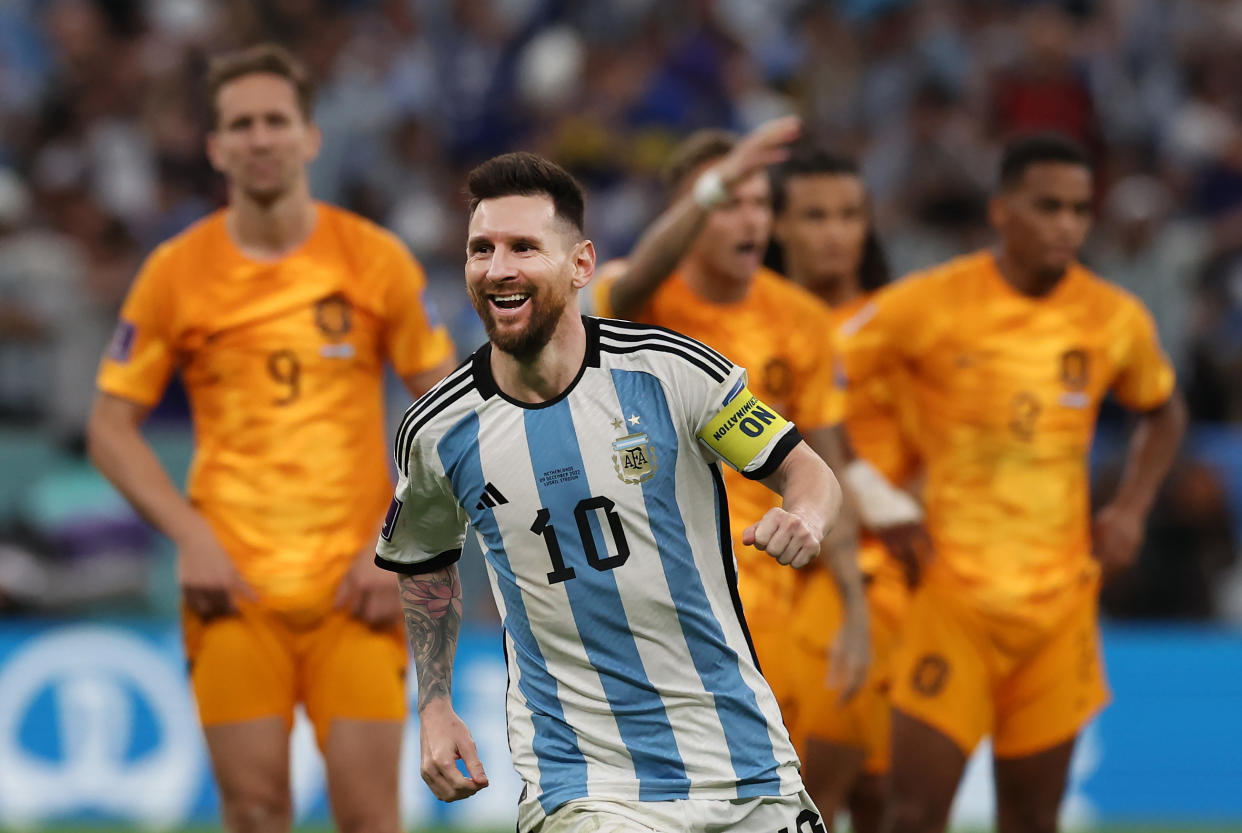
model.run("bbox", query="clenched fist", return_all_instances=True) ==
[742,507,824,569]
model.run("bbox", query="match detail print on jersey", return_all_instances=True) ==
[698,384,793,478]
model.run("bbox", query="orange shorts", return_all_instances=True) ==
[889,575,1109,759]
[183,601,408,749]
[788,545,909,774]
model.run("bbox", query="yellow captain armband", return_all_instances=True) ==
[697,385,794,476]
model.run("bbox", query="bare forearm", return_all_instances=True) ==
[399,566,463,711]
[804,426,863,576]
[768,442,843,541]
[87,401,200,540]
[1112,393,1187,515]
[609,194,709,319]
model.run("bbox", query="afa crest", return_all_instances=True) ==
[613,432,657,484]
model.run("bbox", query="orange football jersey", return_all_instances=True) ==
[828,293,921,580]
[593,267,845,621]
[98,204,454,620]
[860,251,1174,625]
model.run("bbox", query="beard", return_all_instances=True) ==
[470,285,567,361]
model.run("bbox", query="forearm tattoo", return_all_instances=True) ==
[399,566,463,711]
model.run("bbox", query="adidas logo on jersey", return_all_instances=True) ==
[476,482,509,510]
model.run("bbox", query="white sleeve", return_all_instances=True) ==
[374,435,469,574]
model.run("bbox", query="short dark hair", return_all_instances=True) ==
[466,152,586,236]
[207,43,314,129]
[663,129,738,192]
[768,147,891,292]
[771,148,860,214]
[998,133,1092,190]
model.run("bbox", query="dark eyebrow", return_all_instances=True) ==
[466,235,492,253]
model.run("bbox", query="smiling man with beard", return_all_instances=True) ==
[466,225,568,360]
[377,151,845,833]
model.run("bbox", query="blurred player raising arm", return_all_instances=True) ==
[604,115,802,319]
[601,121,922,593]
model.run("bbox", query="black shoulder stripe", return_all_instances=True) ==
[394,363,473,458]
[395,367,474,466]
[597,328,732,375]
[400,381,478,475]
[599,341,726,383]
[596,320,730,367]
[597,318,732,372]
[398,361,472,428]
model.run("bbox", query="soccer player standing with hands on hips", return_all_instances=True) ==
[89,44,455,833]
[377,152,840,833]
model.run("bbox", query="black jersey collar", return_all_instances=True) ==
[472,316,601,410]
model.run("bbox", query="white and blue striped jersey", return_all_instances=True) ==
[376,317,804,830]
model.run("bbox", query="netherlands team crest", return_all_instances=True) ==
[613,432,657,484]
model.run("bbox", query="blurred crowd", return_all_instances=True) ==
[1,0,1241,618]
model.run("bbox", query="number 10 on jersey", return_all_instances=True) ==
[531,496,631,584]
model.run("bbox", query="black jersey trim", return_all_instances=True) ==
[472,317,600,410]
[399,381,479,474]
[599,341,728,383]
[596,317,732,366]
[741,426,804,481]
[396,373,476,474]
[708,463,760,671]
[596,319,732,374]
[374,548,462,574]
